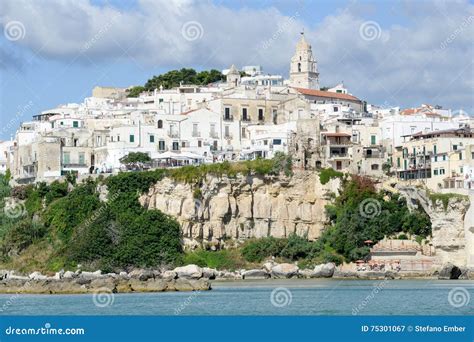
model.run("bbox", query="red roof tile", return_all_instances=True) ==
[293,87,361,102]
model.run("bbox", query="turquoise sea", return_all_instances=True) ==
[0,279,472,315]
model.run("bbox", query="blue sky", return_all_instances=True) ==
[1,0,473,140]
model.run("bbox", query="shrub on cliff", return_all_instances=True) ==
[322,176,432,262]
[319,168,343,185]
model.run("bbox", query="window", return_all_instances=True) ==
[78,152,85,165]
[158,98,164,103]
[263,140,268,145]
[193,124,199,136]
[258,108,264,121]
[73,121,79,128]
[397,157,400,168]
[459,152,463,160]
[242,108,248,121]
[210,124,216,137]
[453,144,458,150]
[443,155,446,161]
[117,135,120,142]
[273,139,282,145]
[172,142,179,151]
[129,134,135,143]
[333,106,339,112]
[371,164,379,170]
[198,140,202,147]
[272,109,278,124]
[149,135,155,143]
[73,139,78,147]
[157,120,163,129]
[297,63,301,72]
[433,145,437,154]
[434,169,439,175]
[224,126,230,138]
[434,156,438,162]
[241,127,246,139]
[404,159,407,170]
[63,152,70,165]
[460,167,463,173]
[158,140,165,151]
[371,135,376,145]
[440,168,445,175]
[110,136,114,142]
[224,107,231,120]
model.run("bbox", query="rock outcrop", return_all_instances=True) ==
[399,187,472,268]
[139,171,340,248]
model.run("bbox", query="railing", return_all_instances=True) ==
[224,134,233,139]
[168,131,179,138]
[192,131,201,138]
[223,115,233,121]
[210,132,219,139]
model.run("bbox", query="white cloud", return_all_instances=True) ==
[0,0,472,111]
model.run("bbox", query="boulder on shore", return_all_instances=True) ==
[242,269,270,280]
[174,265,203,279]
[313,263,335,278]
[271,263,299,278]
[438,263,462,280]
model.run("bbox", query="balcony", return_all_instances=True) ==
[224,133,233,140]
[210,132,219,139]
[192,131,201,138]
[223,115,233,122]
[242,116,251,122]
[328,153,349,160]
[168,131,179,138]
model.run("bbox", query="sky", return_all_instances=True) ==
[0,0,473,140]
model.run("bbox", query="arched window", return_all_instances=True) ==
[157,120,163,129]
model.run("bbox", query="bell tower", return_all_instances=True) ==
[289,32,319,89]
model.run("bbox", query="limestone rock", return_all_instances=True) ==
[438,263,462,279]
[174,265,202,279]
[271,263,299,278]
[242,269,270,280]
[139,172,338,247]
[313,263,335,278]
[162,270,177,280]
[202,268,217,279]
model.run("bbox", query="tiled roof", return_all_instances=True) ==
[322,132,352,137]
[294,87,360,102]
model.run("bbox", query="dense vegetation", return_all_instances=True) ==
[319,168,344,185]
[0,158,432,272]
[127,68,225,97]
[0,155,293,272]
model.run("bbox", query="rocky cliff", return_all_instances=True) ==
[139,171,341,249]
[399,187,473,268]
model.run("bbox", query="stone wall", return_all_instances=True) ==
[139,171,340,249]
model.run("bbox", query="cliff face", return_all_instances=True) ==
[139,172,340,249]
[399,187,473,268]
